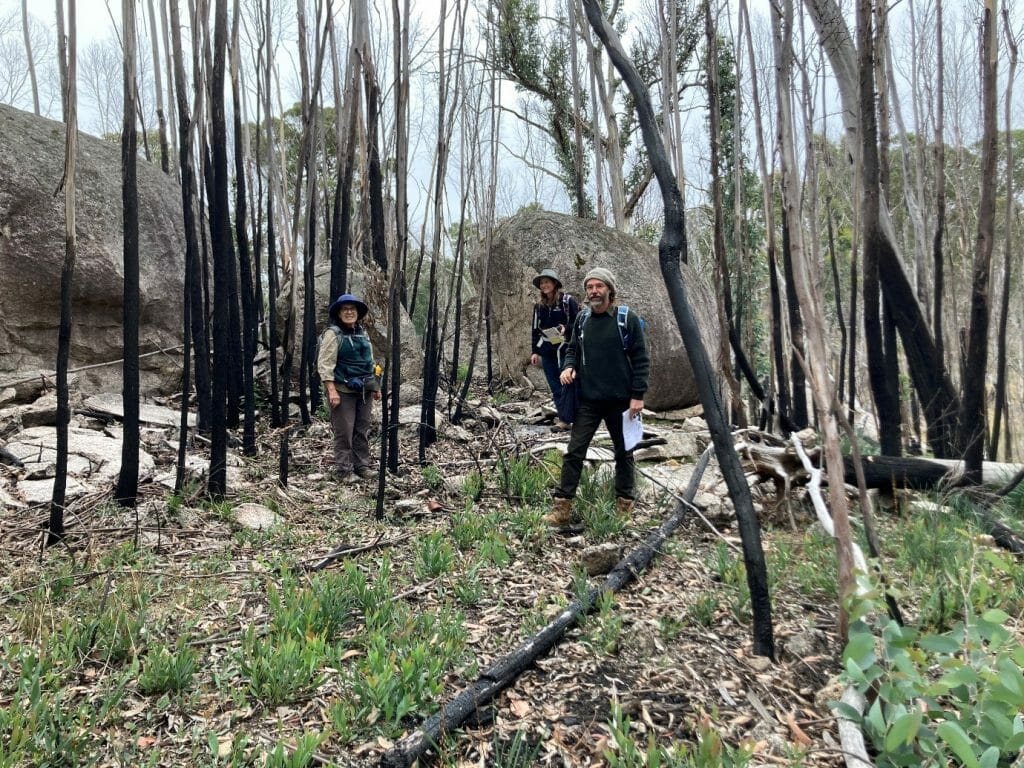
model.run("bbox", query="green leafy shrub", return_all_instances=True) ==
[138,638,199,695]
[835,582,1024,767]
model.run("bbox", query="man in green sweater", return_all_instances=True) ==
[545,267,650,530]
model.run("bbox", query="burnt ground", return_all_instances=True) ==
[0,386,852,767]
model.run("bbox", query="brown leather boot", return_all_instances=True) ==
[543,497,576,528]
[615,497,635,517]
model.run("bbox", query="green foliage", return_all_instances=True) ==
[264,732,324,768]
[421,463,444,491]
[495,452,549,504]
[239,629,326,708]
[837,580,1024,767]
[580,591,624,655]
[686,596,718,628]
[0,647,95,766]
[491,729,542,767]
[462,471,484,502]
[138,638,198,695]
[415,531,455,579]
[603,702,752,767]
[575,468,626,539]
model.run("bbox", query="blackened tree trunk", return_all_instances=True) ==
[169,0,204,489]
[990,8,1016,461]
[207,0,233,498]
[960,0,997,482]
[231,0,256,455]
[50,0,77,547]
[115,0,140,508]
[583,0,774,659]
[933,0,946,367]
[780,210,808,430]
[857,0,900,461]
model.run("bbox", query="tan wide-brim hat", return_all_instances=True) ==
[532,268,563,289]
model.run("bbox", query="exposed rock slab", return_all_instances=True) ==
[83,394,196,427]
[7,425,155,488]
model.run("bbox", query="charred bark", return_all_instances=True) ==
[582,0,774,659]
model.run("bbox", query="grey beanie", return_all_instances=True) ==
[583,267,616,292]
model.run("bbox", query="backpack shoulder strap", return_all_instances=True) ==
[616,305,630,349]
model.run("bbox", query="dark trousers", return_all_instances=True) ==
[329,392,372,473]
[555,398,635,500]
[540,353,564,408]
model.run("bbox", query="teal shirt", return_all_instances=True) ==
[562,306,649,401]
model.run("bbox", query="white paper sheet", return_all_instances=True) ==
[540,326,565,346]
[622,410,643,451]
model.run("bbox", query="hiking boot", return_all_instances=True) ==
[615,497,635,517]
[355,466,376,479]
[334,471,358,484]
[543,497,582,532]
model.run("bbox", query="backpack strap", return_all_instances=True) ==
[617,305,630,350]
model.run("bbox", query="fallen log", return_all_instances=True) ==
[840,455,1024,490]
[379,446,715,768]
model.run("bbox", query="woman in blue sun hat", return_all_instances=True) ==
[317,293,381,482]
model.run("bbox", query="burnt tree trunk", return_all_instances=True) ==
[115,0,140,508]
[583,0,774,659]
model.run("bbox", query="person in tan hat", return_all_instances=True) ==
[545,267,649,531]
[530,268,579,426]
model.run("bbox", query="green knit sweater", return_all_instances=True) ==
[562,306,649,401]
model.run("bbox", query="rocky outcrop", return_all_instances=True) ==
[0,103,186,395]
[475,210,721,410]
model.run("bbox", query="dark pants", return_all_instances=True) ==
[329,391,372,473]
[555,398,635,500]
[540,353,563,408]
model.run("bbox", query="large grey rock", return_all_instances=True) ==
[474,210,722,410]
[0,103,185,395]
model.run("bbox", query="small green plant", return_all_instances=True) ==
[138,638,199,695]
[478,534,510,567]
[583,591,624,655]
[416,531,455,579]
[239,630,326,708]
[491,729,542,767]
[462,471,484,502]
[451,510,487,551]
[453,566,484,606]
[421,464,444,491]
[349,635,446,735]
[712,541,744,587]
[604,702,752,767]
[687,595,718,628]
[264,732,324,768]
[495,452,549,504]
[658,615,685,642]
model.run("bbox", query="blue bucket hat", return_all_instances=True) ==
[329,293,369,324]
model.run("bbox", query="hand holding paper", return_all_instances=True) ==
[622,409,643,451]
